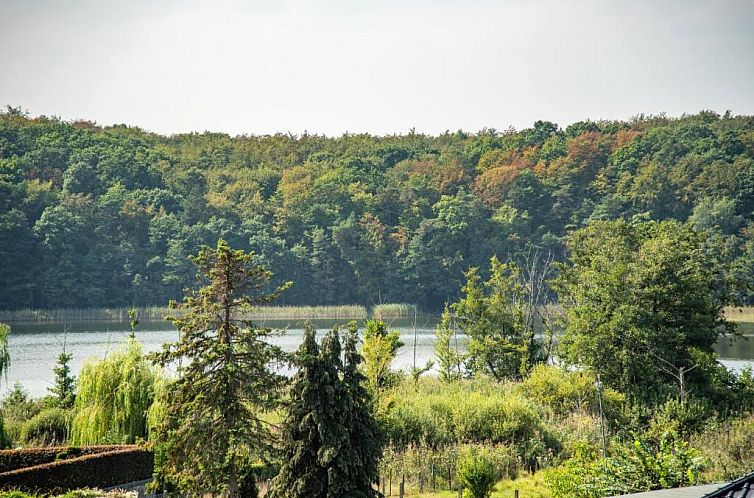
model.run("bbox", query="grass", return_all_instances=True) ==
[396,473,551,498]
[0,305,369,323]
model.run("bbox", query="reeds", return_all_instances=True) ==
[0,305,369,323]
[725,306,754,324]
[372,303,418,320]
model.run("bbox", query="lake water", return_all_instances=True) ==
[3,319,753,397]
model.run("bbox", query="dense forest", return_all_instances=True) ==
[1,107,753,310]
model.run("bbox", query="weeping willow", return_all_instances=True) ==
[71,338,159,445]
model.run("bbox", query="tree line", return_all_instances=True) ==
[2,107,754,310]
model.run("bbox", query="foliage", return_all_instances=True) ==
[19,408,69,446]
[544,432,705,498]
[454,257,544,381]
[361,319,404,389]
[0,324,9,378]
[434,305,462,383]
[517,365,624,419]
[693,413,754,481]
[379,378,558,470]
[0,446,153,495]
[70,338,158,445]
[555,219,740,401]
[3,111,754,311]
[457,447,497,498]
[149,239,290,498]
[271,324,383,498]
[48,350,76,410]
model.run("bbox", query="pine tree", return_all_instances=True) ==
[151,239,291,498]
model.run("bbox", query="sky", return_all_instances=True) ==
[1,0,753,136]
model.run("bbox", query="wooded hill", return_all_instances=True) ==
[1,108,753,310]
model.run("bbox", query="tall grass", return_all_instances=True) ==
[0,305,368,323]
[725,306,754,324]
[372,303,418,320]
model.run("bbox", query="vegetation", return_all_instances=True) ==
[555,219,741,401]
[70,338,158,445]
[457,448,497,498]
[3,110,754,312]
[149,239,290,497]
[48,349,76,410]
[361,319,404,389]
[434,305,462,383]
[270,325,383,497]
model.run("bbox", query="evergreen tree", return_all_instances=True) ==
[270,324,384,498]
[268,325,339,498]
[48,349,76,409]
[151,239,291,497]
[339,323,385,498]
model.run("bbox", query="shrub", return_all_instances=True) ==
[544,432,705,498]
[20,408,70,446]
[518,364,625,418]
[0,446,153,494]
[457,447,497,498]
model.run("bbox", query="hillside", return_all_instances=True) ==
[1,108,753,310]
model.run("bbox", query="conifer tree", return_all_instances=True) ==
[151,239,291,498]
[48,349,76,409]
[269,325,335,498]
[339,323,385,498]
[270,324,384,498]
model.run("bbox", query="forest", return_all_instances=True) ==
[2,107,754,310]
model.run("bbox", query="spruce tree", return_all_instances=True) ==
[48,349,76,409]
[339,323,385,498]
[270,324,384,498]
[151,239,291,497]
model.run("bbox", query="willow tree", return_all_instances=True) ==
[0,324,10,448]
[71,338,157,444]
[151,239,291,498]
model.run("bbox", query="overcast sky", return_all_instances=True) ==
[1,0,753,136]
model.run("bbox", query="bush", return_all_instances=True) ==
[20,408,70,446]
[544,432,705,498]
[380,379,560,470]
[518,365,625,419]
[457,447,497,498]
[0,446,153,494]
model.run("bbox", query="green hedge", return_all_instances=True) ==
[0,446,128,473]
[0,446,153,494]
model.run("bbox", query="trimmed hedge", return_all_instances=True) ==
[0,446,129,473]
[0,446,153,494]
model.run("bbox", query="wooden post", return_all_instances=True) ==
[399,478,404,498]
[458,488,463,498]
[515,490,520,498]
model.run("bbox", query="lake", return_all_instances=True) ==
[3,319,754,397]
